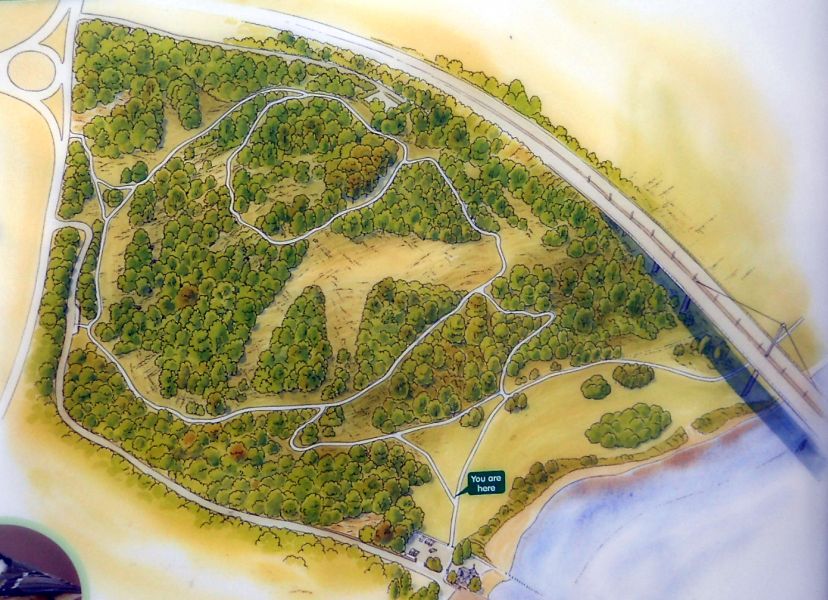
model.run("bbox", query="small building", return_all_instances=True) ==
[406,548,420,559]
[455,565,480,588]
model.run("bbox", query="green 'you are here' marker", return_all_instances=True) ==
[456,470,506,496]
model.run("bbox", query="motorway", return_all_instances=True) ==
[77,1,827,448]
[0,2,823,598]
[157,0,826,448]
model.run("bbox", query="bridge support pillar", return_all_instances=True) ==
[741,370,758,398]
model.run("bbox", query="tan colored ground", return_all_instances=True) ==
[450,589,481,600]
[4,382,392,599]
[0,93,54,394]
[0,0,56,51]
[328,512,382,538]
[237,229,500,390]
[7,50,54,91]
[404,395,503,492]
[484,414,761,573]
[454,362,743,540]
[409,477,453,543]
[74,92,234,186]
[480,570,506,597]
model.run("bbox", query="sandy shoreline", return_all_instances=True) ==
[485,413,761,574]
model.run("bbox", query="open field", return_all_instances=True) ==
[73,92,235,186]
[4,4,822,599]
[236,230,501,405]
[0,0,57,50]
[0,94,54,393]
[4,382,395,600]
[455,362,744,540]
[405,394,504,490]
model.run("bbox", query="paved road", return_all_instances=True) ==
[166,0,826,447]
[3,3,823,597]
[82,2,826,444]
[51,244,452,593]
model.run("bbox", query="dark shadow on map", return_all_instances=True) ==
[606,218,825,475]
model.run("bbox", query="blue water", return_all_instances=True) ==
[491,411,828,600]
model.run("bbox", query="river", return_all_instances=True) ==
[491,407,828,600]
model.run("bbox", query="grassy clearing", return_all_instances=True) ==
[455,362,742,539]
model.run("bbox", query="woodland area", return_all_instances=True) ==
[27,19,740,600]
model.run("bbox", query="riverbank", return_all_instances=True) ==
[487,405,826,600]
[485,410,760,574]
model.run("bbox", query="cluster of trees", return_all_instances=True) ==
[580,374,611,400]
[82,86,165,158]
[236,97,397,186]
[102,187,124,208]
[508,251,677,374]
[386,569,439,600]
[253,285,332,394]
[612,363,655,389]
[692,402,771,435]
[35,228,80,396]
[369,101,676,377]
[504,392,528,413]
[452,538,473,565]
[97,194,309,409]
[434,54,654,219]
[331,161,480,243]
[424,556,443,572]
[324,139,399,201]
[353,278,462,389]
[673,333,735,373]
[232,97,398,236]
[194,92,277,155]
[340,62,681,379]
[542,224,569,248]
[585,403,672,449]
[254,190,340,239]
[120,160,149,184]
[367,294,539,433]
[490,263,554,312]
[58,141,95,219]
[514,460,561,501]
[167,74,202,129]
[434,55,543,122]
[431,150,526,234]
[64,344,434,536]
[356,480,430,553]
[73,20,374,161]
[459,406,484,427]
[77,219,102,320]
[439,144,677,378]
[320,349,353,403]
[238,28,679,385]
[127,156,215,226]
